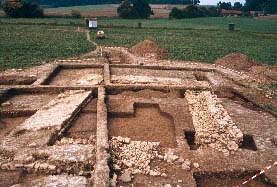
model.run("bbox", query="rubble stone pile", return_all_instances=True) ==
[185,91,243,155]
[109,136,161,176]
[56,136,96,146]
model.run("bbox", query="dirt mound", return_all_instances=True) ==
[250,65,277,84]
[215,53,277,84]
[129,40,167,59]
[214,53,256,71]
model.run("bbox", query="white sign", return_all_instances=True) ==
[89,20,93,28]
[92,20,97,28]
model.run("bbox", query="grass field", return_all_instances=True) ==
[0,17,276,70]
[1,17,277,33]
[91,27,277,64]
[0,24,94,71]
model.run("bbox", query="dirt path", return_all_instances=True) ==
[85,30,98,46]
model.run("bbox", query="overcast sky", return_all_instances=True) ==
[200,0,246,5]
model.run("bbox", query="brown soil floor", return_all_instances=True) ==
[82,98,98,113]
[114,89,182,99]
[45,68,103,86]
[0,75,36,85]
[0,93,58,111]
[0,116,30,138]
[108,106,176,148]
[66,113,97,139]
[0,170,23,187]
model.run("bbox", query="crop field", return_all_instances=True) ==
[1,17,277,33]
[0,24,94,71]
[91,27,277,64]
[0,17,276,70]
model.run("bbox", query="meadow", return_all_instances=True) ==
[0,24,94,71]
[91,27,277,64]
[1,17,277,33]
[0,16,276,70]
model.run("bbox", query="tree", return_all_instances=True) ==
[117,0,134,18]
[245,0,275,11]
[133,0,154,19]
[217,1,232,10]
[169,7,184,19]
[117,0,153,19]
[264,1,277,13]
[2,0,43,17]
[169,5,218,19]
[2,0,26,17]
[233,2,242,10]
[207,6,220,16]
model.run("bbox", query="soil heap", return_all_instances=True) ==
[215,53,277,84]
[214,53,256,71]
[129,40,167,59]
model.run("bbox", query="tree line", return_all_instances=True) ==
[1,0,277,18]
[27,0,201,7]
[217,0,276,13]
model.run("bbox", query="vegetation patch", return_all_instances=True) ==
[0,24,94,71]
[91,27,277,65]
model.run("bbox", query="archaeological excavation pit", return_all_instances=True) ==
[64,97,97,140]
[0,45,276,187]
[0,89,59,115]
[184,130,258,151]
[0,75,37,85]
[0,116,31,139]
[42,65,104,86]
[108,104,177,148]
[193,171,276,187]
[110,66,199,85]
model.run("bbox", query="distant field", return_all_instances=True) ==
[0,16,276,70]
[0,24,94,70]
[45,4,115,11]
[43,4,189,18]
[44,4,118,17]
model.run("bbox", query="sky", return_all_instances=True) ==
[200,0,246,5]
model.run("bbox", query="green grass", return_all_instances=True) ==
[92,27,277,65]
[0,17,276,71]
[45,4,114,12]
[100,17,277,34]
[0,24,94,71]
[1,17,277,33]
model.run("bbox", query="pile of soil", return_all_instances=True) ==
[214,53,256,72]
[129,40,168,59]
[250,65,277,83]
[215,53,277,84]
